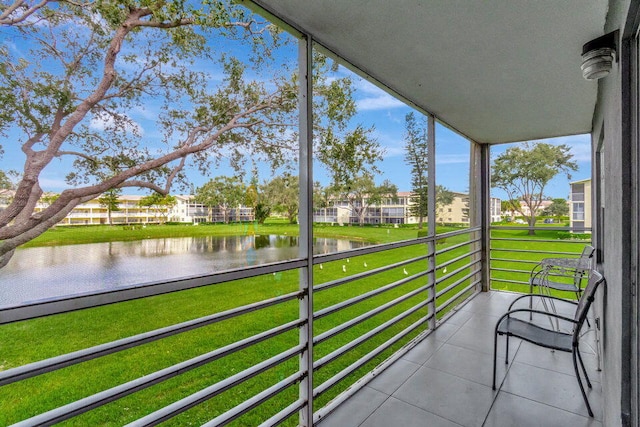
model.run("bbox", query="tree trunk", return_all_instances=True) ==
[527,216,536,235]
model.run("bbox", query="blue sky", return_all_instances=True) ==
[0,11,591,202]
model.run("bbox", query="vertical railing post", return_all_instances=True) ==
[480,143,491,292]
[298,34,314,427]
[427,113,437,330]
[470,141,491,292]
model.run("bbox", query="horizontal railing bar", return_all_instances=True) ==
[437,226,481,239]
[490,237,590,244]
[314,298,431,370]
[314,283,433,345]
[490,278,528,286]
[490,257,541,265]
[257,399,306,427]
[491,267,577,280]
[314,254,430,293]
[126,345,305,427]
[435,261,477,285]
[0,259,307,324]
[312,311,441,424]
[435,236,481,256]
[0,292,302,387]
[314,270,428,320]
[436,248,480,270]
[313,237,431,264]
[489,248,579,256]
[436,280,480,314]
[11,321,304,427]
[489,267,533,275]
[490,226,591,232]
[311,227,478,266]
[436,268,481,298]
[313,313,429,398]
[201,372,303,427]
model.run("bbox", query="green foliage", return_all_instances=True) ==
[0,170,12,190]
[435,185,454,212]
[0,1,383,268]
[261,175,298,224]
[195,176,246,223]
[97,189,122,225]
[543,198,569,219]
[317,125,383,189]
[138,193,177,223]
[253,202,271,225]
[491,142,577,233]
[500,199,520,214]
[403,112,429,228]
[40,193,60,206]
[331,175,398,226]
[556,231,591,240]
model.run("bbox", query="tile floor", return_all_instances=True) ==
[318,291,603,427]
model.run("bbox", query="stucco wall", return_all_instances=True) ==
[592,1,633,425]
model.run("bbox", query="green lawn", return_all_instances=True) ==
[0,223,589,425]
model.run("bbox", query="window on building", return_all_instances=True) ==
[573,202,585,220]
[572,183,585,202]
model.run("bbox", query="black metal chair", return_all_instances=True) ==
[492,270,604,417]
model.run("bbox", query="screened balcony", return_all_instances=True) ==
[1,0,637,426]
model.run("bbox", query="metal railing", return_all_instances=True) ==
[0,227,481,426]
[489,225,592,293]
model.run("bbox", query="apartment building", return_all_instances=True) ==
[314,191,501,225]
[0,193,253,225]
[569,178,592,231]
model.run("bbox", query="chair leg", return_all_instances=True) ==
[529,282,534,321]
[573,349,594,417]
[505,335,509,364]
[492,331,499,390]
[576,344,592,389]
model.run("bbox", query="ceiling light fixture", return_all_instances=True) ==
[581,31,617,80]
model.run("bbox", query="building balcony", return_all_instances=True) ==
[319,290,602,427]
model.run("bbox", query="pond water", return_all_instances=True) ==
[0,235,368,306]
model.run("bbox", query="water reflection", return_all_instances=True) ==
[0,235,367,306]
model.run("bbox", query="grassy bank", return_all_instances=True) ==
[21,219,459,248]
[21,220,460,248]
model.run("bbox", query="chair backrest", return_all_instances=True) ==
[572,245,596,287]
[573,269,604,343]
[580,245,595,267]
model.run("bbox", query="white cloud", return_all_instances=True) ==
[90,115,144,137]
[436,154,470,165]
[357,95,406,111]
[355,78,406,111]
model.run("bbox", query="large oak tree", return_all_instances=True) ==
[0,0,381,268]
[491,142,577,234]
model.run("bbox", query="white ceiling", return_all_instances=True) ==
[247,0,609,144]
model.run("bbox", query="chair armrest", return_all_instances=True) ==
[496,308,577,326]
[508,293,579,311]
